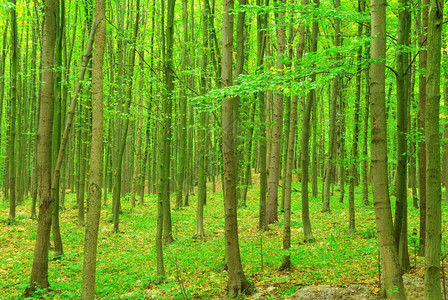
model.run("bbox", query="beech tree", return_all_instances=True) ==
[80,0,106,297]
[370,0,406,298]
[26,0,57,293]
[221,0,251,295]
[424,0,443,297]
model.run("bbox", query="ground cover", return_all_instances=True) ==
[1,176,442,299]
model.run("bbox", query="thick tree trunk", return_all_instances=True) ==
[81,0,105,296]
[26,0,57,294]
[370,0,406,298]
[424,0,443,298]
[221,0,251,296]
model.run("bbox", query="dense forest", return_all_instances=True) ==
[0,0,447,298]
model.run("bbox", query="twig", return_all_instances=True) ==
[260,230,264,274]
[169,256,189,300]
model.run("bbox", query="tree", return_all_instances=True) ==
[370,0,406,298]
[8,0,17,224]
[280,0,307,268]
[299,0,318,243]
[26,0,57,294]
[257,0,269,231]
[81,0,105,296]
[348,0,366,234]
[393,0,410,272]
[322,0,341,213]
[418,0,429,254]
[266,0,286,224]
[221,0,251,295]
[423,0,443,297]
[196,0,210,238]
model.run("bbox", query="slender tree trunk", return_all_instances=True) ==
[424,0,443,297]
[162,0,175,245]
[370,0,406,298]
[175,0,189,209]
[394,0,410,272]
[362,36,370,206]
[257,0,269,231]
[8,0,18,224]
[131,19,147,209]
[280,0,306,268]
[113,0,140,233]
[195,0,209,238]
[322,0,340,212]
[348,0,365,234]
[51,0,65,257]
[418,0,429,254]
[266,0,285,223]
[300,0,318,243]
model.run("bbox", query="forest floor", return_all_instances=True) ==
[1,175,447,299]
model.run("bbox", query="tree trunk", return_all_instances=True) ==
[131,17,147,209]
[418,0,429,254]
[221,0,251,295]
[266,0,286,224]
[370,0,406,298]
[257,0,269,231]
[348,0,365,234]
[322,0,340,212]
[26,0,57,293]
[423,0,443,297]
[280,0,306,268]
[362,35,370,206]
[394,0,410,273]
[300,0,318,243]
[51,0,65,257]
[162,0,175,245]
[81,0,105,296]
[175,0,189,209]
[8,0,18,224]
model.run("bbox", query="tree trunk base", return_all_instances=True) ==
[279,256,292,271]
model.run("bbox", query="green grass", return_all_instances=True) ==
[0,176,445,299]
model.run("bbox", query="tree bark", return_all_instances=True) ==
[370,0,406,298]
[348,0,365,234]
[266,0,286,223]
[394,0,410,272]
[418,0,429,254]
[322,0,341,212]
[81,0,105,296]
[300,0,318,243]
[221,0,251,295]
[8,0,18,224]
[423,0,443,297]
[26,0,57,294]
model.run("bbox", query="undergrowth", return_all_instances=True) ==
[0,175,442,299]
